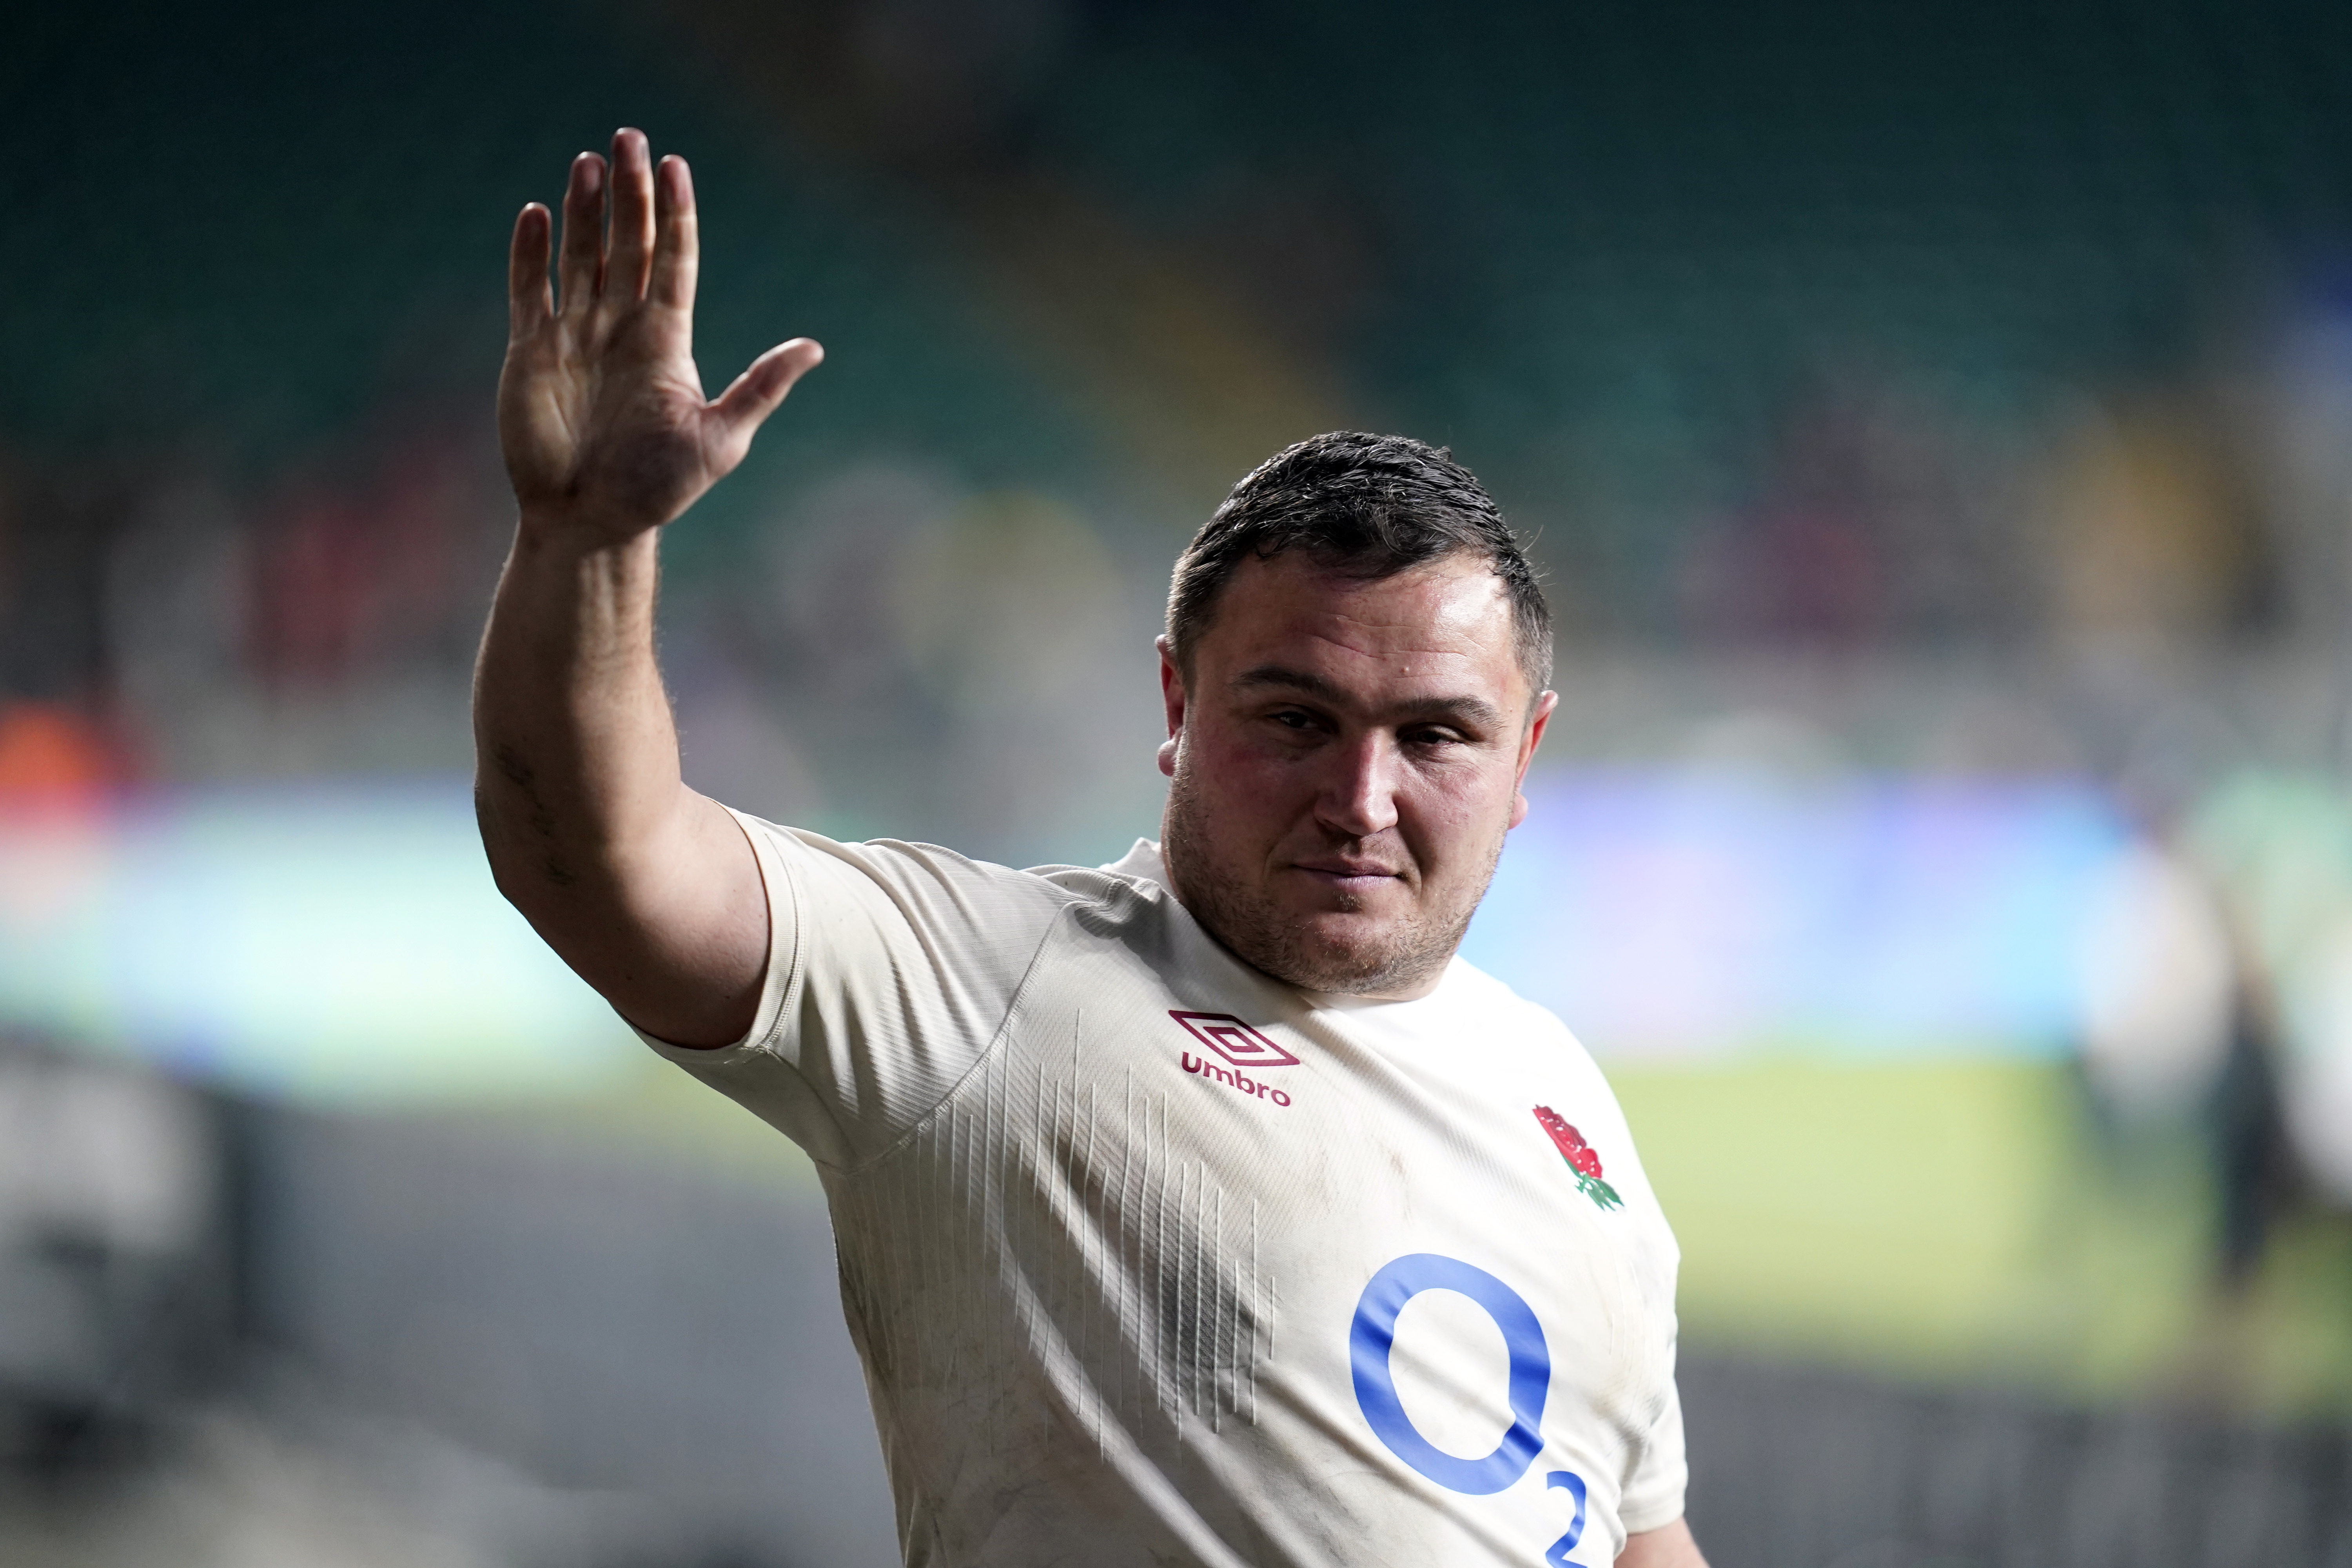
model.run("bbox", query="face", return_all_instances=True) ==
[1157,551,1556,1000]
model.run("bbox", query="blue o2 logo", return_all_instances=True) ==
[1348,1253,1552,1495]
[1349,1255,1594,1564]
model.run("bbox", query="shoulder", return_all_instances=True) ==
[1443,960,1644,1155]
[1024,859,1168,910]
[735,818,1193,962]
[1442,957,1591,1054]
[1023,837,1191,925]
[738,816,1087,912]
[1444,962,1681,1253]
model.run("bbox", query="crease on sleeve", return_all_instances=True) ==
[624,809,860,1168]
[627,817,1072,1170]
[1618,1357,1689,1536]
[773,834,1073,1147]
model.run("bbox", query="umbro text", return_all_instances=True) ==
[1181,1052,1292,1107]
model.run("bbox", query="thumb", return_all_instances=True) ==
[710,338,824,442]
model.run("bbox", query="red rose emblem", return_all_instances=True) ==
[1532,1105,1623,1212]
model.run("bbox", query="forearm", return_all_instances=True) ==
[474,521,678,885]
[472,518,764,1044]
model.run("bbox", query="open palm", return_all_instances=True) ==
[498,128,822,542]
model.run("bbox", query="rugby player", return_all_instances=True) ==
[475,127,1706,1568]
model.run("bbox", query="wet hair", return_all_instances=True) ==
[1165,430,1552,693]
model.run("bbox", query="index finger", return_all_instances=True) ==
[650,154,699,312]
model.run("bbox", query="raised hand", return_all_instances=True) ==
[498,128,822,544]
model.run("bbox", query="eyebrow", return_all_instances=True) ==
[1230,664,1505,730]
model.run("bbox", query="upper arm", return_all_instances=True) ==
[1617,1517,1707,1568]
[484,784,769,1049]
[610,788,772,1046]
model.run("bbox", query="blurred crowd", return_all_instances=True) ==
[12,0,2352,1561]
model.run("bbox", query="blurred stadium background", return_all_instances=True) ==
[9,0,2352,1561]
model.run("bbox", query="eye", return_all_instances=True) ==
[1258,706,1335,742]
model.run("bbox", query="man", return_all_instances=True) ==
[475,128,1705,1568]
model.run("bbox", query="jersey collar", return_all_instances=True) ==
[1100,837,1173,891]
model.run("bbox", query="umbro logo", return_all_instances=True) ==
[1169,1011,1301,1068]
[1171,1011,1298,1108]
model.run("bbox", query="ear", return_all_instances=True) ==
[1509,690,1558,829]
[1156,636,1186,779]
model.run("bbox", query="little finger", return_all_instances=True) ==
[508,203,554,339]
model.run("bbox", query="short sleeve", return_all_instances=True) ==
[1618,1351,1689,1536]
[635,810,1073,1169]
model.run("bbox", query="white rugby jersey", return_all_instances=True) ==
[641,814,1686,1568]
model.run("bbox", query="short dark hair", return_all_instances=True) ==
[1166,431,1552,693]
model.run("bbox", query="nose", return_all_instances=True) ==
[1315,730,1400,839]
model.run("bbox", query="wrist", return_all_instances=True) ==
[513,504,664,557]
[493,515,664,637]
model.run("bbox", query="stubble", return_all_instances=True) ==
[1160,764,1501,997]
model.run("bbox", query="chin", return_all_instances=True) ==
[1276,947,1440,998]
[1261,916,1443,996]
[1291,909,1392,956]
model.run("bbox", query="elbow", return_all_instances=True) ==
[472,785,574,918]
[482,841,586,924]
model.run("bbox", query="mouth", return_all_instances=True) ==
[1290,859,1406,894]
